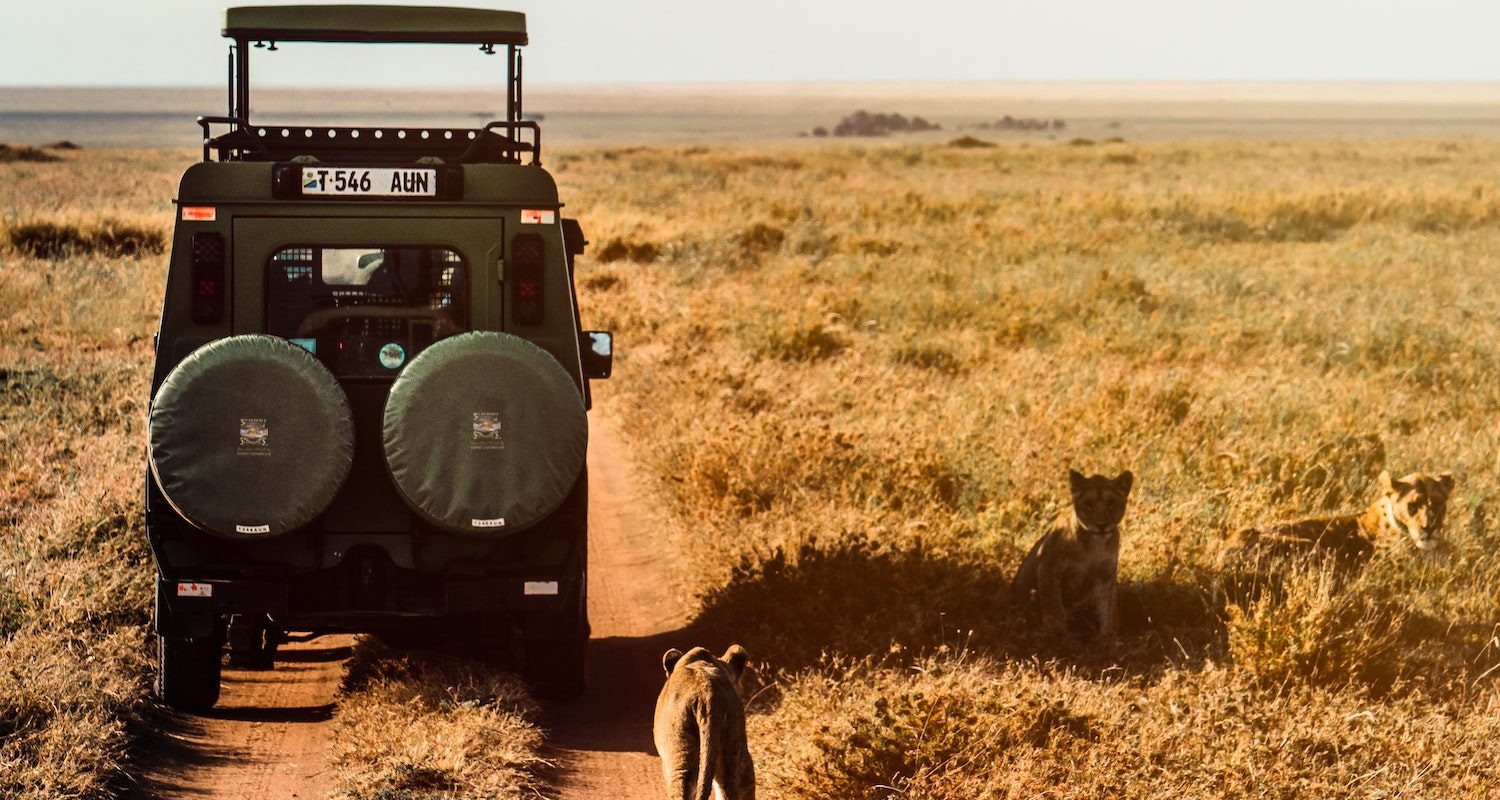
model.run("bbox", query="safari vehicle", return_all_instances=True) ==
[147,5,610,710]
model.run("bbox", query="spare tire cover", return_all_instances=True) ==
[149,335,355,539]
[383,331,587,535]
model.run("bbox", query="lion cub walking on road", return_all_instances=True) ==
[1221,470,1455,566]
[1010,469,1134,638]
[654,645,754,800]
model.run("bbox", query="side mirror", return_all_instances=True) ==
[582,331,612,380]
[562,217,588,257]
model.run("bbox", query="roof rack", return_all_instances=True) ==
[197,116,540,164]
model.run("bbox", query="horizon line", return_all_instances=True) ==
[10,78,1500,90]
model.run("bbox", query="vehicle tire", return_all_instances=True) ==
[156,634,222,712]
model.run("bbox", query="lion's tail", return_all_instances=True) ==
[693,703,718,800]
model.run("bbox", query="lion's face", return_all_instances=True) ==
[1068,469,1133,533]
[1380,471,1455,551]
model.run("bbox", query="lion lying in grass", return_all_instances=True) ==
[1221,470,1455,567]
[654,645,754,800]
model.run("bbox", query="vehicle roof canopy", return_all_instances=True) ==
[223,5,527,45]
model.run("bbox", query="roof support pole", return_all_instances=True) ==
[227,44,236,122]
[235,38,250,129]
[515,48,524,122]
[505,45,515,122]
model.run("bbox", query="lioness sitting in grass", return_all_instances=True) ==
[1010,469,1134,638]
[1221,470,1455,566]
[654,645,754,800]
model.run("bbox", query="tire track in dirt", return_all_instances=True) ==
[544,414,688,799]
[130,635,353,799]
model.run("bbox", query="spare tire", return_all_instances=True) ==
[149,335,354,539]
[383,332,587,535]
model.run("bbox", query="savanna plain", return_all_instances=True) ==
[4,134,1500,798]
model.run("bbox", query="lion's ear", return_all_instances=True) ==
[1114,470,1134,494]
[722,644,749,683]
[662,648,685,677]
[1068,469,1086,494]
[1435,472,1456,496]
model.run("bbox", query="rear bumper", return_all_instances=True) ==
[155,570,582,638]
[148,469,590,638]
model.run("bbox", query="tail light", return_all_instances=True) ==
[511,233,544,326]
[190,232,225,324]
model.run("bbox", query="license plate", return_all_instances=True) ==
[301,167,437,197]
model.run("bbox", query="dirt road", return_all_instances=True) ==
[546,415,688,799]
[132,415,679,799]
[131,635,352,799]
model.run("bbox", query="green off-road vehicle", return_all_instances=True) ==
[148,5,609,710]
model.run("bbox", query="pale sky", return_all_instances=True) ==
[4,0,1500,86]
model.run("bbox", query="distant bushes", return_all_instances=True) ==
[975,115,1066,131]
[0,143,60,163]
[5,219,165,258]
[811,110,941,138]
[947,135,996,149]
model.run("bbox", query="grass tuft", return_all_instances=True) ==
[6,219,166,258]
[331,639,547,800]
[760,319,849,361]
[595,236,660,264]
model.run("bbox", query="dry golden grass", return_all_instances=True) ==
[7,138,1500,797]
[0,150,182,797]
[331,639,548,800]
[563,139,1500,797]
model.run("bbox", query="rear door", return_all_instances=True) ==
[232,216,503,534]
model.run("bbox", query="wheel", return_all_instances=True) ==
[156,634,222,712]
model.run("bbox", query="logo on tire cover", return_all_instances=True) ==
[238,418,270,456]
[472,412,503,450]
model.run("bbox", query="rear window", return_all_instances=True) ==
[266,246,468,378]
